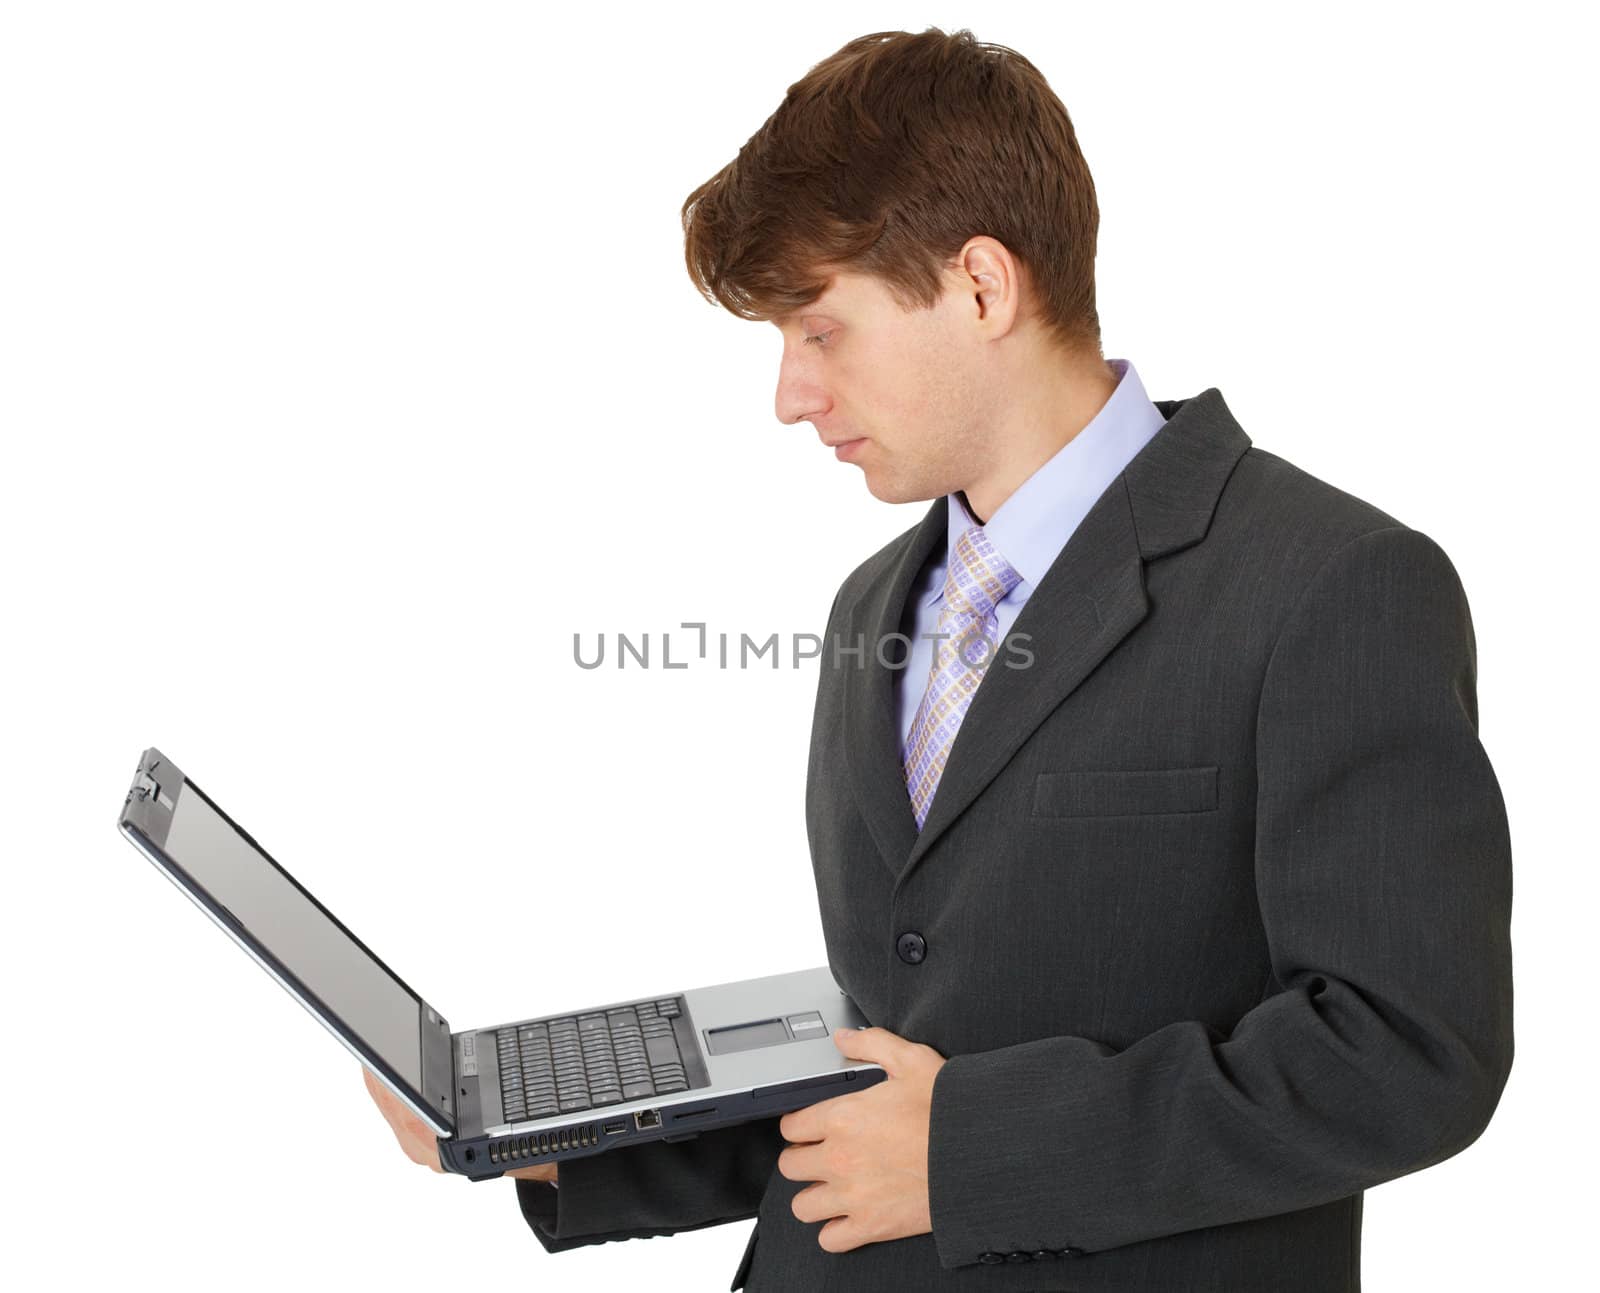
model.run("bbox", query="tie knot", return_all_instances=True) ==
[943,524,1021,620]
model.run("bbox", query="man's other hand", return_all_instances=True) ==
[777,1026,946,1252]
[362,1066,557,1183]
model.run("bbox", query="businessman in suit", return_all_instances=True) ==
[369,26,1514,1292]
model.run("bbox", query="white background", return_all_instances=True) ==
[2,3,1592,1289]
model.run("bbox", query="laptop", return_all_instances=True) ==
[116,747,886,1180]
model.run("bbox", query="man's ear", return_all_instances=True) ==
[955,236,1021,335]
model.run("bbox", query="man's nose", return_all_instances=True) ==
[775,364,828,429]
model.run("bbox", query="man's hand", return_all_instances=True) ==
[776,1026,948,1253]
[364,1065,445,1173]
[361,1066,557,1184]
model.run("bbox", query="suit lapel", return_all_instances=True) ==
[900,475,1147,884]
[841,497,946,874]
[836,386,1253,889]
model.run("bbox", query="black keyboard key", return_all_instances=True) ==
[493,994,700,1124]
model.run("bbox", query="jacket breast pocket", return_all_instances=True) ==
[1032,765,1219,817]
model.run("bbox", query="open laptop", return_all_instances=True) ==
[117,747,886,1180]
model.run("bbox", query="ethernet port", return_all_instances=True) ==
[634,1108,661,1131]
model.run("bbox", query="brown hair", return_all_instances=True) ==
[681,27,1102,358]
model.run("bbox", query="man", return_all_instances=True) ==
[368,26,1513,1292]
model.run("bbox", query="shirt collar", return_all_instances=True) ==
[929,357,1167,605]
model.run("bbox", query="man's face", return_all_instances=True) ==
[771,266,995,504]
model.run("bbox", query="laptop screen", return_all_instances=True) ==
[159,777,424,1092]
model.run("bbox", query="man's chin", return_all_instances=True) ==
[863,474,941,506]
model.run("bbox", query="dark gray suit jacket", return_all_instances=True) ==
[517,386,1514,1291]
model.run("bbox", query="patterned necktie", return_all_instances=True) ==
[903,524,1023,831]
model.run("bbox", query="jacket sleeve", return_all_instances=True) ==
[515,1117,784,1253]
[923,525,1515,1269]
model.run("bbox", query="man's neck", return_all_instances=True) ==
[959,357,1120,522]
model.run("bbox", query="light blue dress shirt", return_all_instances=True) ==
[897,357,1168,755]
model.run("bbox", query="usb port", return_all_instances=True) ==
[603,1119,626,1135]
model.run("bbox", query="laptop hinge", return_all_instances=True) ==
[421,1004,456,1135]
[126,751,176,810]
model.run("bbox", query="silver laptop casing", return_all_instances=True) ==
[118,747,886,1181]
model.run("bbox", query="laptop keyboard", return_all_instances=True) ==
[496,996,691,1123]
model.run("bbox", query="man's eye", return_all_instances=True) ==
[802,331,833,347]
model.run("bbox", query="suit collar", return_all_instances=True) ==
[838,386,1252,888]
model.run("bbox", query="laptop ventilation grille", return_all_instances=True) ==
[488,1124,600,1164]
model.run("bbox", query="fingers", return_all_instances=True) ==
[404,1137,443,1171]
[364,1068,413,1129]
[364,1066,443,1171]
[505,1162,558,1183]
[363,1066,396,1114]
[776,1141,827,1182]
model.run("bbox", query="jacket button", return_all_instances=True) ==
[1006,1250,1029,1262]
[896,931,926,964]
[1031,1251,1055,1260]
[1055,1246,1084,1257]
[978,1251,1004,1264]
